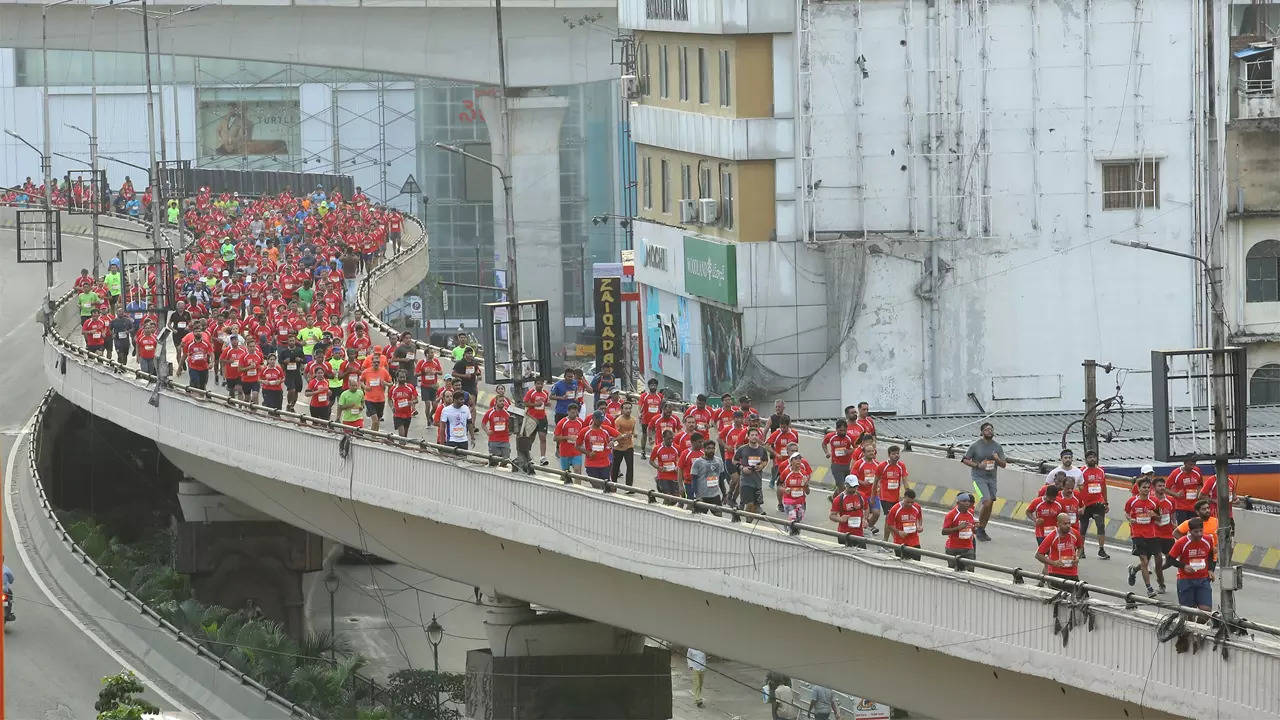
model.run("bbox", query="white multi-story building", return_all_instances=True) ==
[623,0,1227,417]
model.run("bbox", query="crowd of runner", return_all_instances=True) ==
[59,184,1234,617]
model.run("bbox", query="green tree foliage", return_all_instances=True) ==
[95,670,159,720]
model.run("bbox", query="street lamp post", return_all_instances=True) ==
[433,142,522,392]
[67,124,101,275]
[323,572,340,665]
[1110,238,1237,623]
[7,129,56,304]
[425,614,444,712]
[140,0,162,250]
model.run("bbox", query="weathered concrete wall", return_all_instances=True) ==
[1227,119,1280,213]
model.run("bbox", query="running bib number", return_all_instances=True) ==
[1188,559,1207,571]
[1060,557,1076,567]
[958,528,973,540]
[177,322,188,329]
[1159,514,1171,525]
[901,523,917,534]
[1134,515,1151,524]
[789,489,804,498]
[1067,513,1077,524]
[1087,483,1102,495]
[662,462,676,472]
[1186,490,1198,500]
[747,458,761,467]
[449,425,467,441]
[886,480,899,490]
[981,460,995,470]
[848,516,862,528]
[286,363,297,370]
[117,332,128,339]
[493,422,506,432]
[396,400,409,409]
[368,379,381,387]
[591,443,605,453]
[230,362,239,368]
[190,352,206,361]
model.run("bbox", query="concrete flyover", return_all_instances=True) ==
[0,0,617,87]
[39,241,1280,719]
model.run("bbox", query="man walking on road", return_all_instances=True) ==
[961,422,1006,542]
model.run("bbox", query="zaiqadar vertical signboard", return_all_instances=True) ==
[683,235,737,305]
[593,275,621,369]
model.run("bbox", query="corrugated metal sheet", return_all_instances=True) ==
[45,339,1280,720]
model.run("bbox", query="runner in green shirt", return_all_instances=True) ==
[338,387,365,427]
[77,289,101,318]
[103,260,123,309]
[296,280,315,312]
[298,324,324,358]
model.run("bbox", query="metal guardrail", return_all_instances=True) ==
[24,390,322,720]
[40,227,1280,644]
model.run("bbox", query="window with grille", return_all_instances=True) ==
[642,156,653,210]
[658,45,669,99]
[1251,364,1280,405]
[719,49,731,107]
[678,47,689,101]
[660,159,670,213]
[1102,160,1159,209]
[698,48,709,104]
[720,169,734,229]
[1247,239,1280,303]
[638,43,650,96]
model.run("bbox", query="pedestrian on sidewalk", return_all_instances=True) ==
[687,647,707,708]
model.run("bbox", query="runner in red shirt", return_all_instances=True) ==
[677,434,704,500]
[1197,473,1237,519]
[135,321,160,376]
[238,340,263,403]
[941,492,978,571]
[415,349,444,424]
[1166,519,1215,611]
[885,489,923,560]
[1036,514,1084,584]
[553,403,586,476]
[1165,460,1204,523]
[647,406,682,446]
[829,476,868,542]
[304,366,333,421]
[1077,450,1112,560]
[260,354,286,410]
[850,446,884,535]
[637,379,664,453]
[1125,477,1160,597]
[684,396,715,437]
[181,321,214,390]
[649,430,683,504]
[82,310,109,354]
[1025,486,1064,544]
[1149,477,1176,595]
[577,412,621,488]
[222,337,247,399]
[822,420,857,486]
[522,378,551,464]
[482,396,513,467]
[779,455,811,532]
[879,446,909,508]
[388,372,419,437]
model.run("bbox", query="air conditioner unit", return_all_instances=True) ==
[698,198,719,225]
[621,74,641,100]
[678,198,697,223]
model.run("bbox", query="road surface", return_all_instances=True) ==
[0,228,201,718]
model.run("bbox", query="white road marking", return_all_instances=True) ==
[4,413,192,713]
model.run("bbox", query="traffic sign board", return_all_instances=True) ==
[400,174,421,196]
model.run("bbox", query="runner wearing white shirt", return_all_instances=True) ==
[1044,448,1084,486]
[440,395,473,450]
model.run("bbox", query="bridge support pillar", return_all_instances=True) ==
[478,90,570,357]
[466,595,672,719]
[175,478,325,641]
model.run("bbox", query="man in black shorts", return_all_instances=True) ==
[278,335,305,412]
[453,346,481,410]
[168,300,193,370]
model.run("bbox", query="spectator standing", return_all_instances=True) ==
[961,422,1007,542]
[809,684,840,720]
